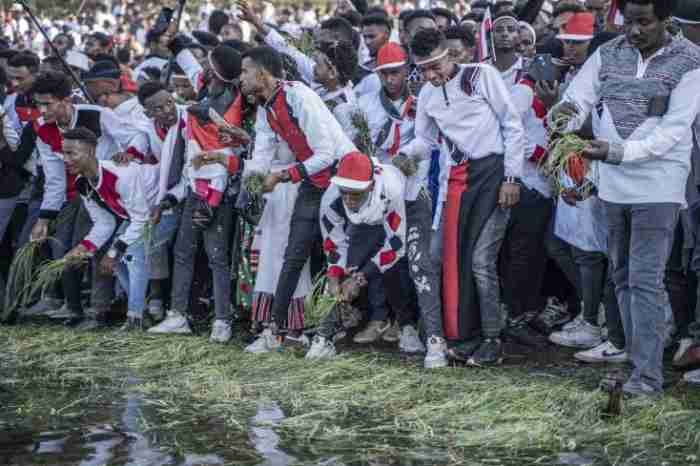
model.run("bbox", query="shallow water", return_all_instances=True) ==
[1,338,699,466]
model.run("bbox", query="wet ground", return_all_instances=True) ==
[1,323,699,466]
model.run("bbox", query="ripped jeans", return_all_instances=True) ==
[406,191,443,339]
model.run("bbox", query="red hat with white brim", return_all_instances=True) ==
[331,152,374,190]
[557,12,595,41]
[374,43,407,72]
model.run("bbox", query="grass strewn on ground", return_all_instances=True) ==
[1,325,700,465]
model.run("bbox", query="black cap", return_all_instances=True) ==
[210,45,242,81]
[192,30,220,49]
[82,60,121,81]
[674,0,700,22]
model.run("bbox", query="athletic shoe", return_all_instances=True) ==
[382,320,401,343]
[399,325,426,353]
[424,336,448,369]
[21,297,63,318]
[147,310,192,335]
[622,379,662,400]
[505,316,548,347]
[574,341,628,363]
[210,319,232,343]
[562,312,585,331]
[673,342,700,369]
[467,338,503,367]
[532,297,571,334]
[305,335,336,360]
[46,304,76,320]
[353,320,390,344]
[684,368,700,384]
[673,338,694,365]
[549,320,602,349]
[148,299,165,322]
[245,328,282,353]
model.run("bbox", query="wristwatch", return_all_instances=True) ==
[107,248,119,259]
[504,176,522,185]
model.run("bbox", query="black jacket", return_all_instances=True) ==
[0,124,36,199]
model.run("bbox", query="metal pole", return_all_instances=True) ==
[162,0,187,86]
[17,0,95,104]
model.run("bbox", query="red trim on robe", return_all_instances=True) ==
[266,84,331,188]
[442,162,469,340]
[97,168,129,219]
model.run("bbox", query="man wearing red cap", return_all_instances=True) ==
[239,46,358,353]
[403,28,525,366]
[357,42,447,368]
[307,151,417,359]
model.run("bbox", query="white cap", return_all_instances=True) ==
[66,50,89,72]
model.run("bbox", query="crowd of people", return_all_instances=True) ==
[1,0,700,400]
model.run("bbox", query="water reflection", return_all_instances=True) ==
[249,401,296,466]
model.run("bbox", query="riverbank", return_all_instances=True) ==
[1,324,699,465]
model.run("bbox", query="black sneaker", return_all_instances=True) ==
[532,298,572,334]
[505,318,548,347]
[467,338,503,367]
[63,310,86,327]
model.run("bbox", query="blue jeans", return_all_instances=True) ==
[147,208,181,280]
[604,201,679,392]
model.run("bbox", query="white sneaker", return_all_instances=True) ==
[574,341,628,363]
[210,319,232,343]
[147,310,192,334]
[549,320,602,349]
[684,368,700,384]
[148,299,165,322]
[561,312,585,331]
[399,325,426,353]
[305,335,336,360]
[244,328,281,353]
[424,336,448,369]
[674,337,694,364]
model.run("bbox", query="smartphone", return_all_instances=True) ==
[529,54,556,83]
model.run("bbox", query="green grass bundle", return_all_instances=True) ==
[244,172,266,195]
[351,110,376,158]
[2,241,43,320]
[304,274,339,328]
[30,255,89,301]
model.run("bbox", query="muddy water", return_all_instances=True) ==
[0,368,299,466]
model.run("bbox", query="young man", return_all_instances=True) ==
[553,0,700,397]
[307,151,415,359]
[357,42,446,367]
[148,45,245,343]
[60,127,158,330]
[402,28,525,366]
[444,25,476,64]
[30,71,150,324]
[491,14,529,88]
[239,46,357,352]
[354,14,392,98]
